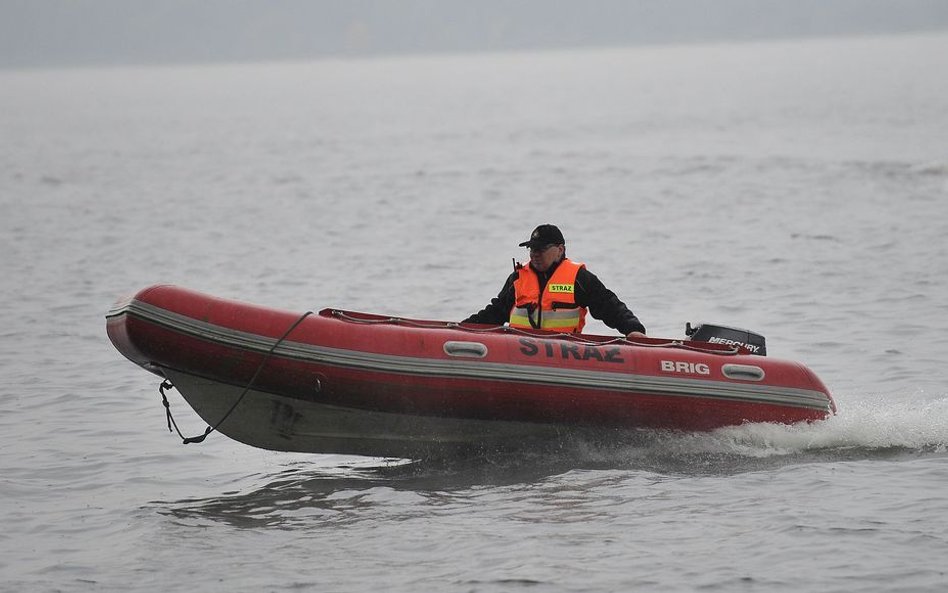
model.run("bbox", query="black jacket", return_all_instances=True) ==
[463,259,646,335]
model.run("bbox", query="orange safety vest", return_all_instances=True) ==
[509,258,587,333]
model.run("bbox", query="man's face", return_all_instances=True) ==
[529,244,565,273]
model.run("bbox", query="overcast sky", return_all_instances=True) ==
[2,0,948,69]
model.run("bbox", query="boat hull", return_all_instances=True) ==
[106,285,835,456]
[162,368,575,457]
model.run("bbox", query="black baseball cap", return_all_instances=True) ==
[518,224,566,248]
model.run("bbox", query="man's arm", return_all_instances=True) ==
[463,272,517,325]
[575,267,646,335]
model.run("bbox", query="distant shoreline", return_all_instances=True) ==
[2,0,948,70]
[3,27,948,72]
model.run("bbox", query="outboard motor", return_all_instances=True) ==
[685,322,767,356]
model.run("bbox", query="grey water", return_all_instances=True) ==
[2,32,948,592]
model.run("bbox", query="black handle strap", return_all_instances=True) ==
[158,310,313,445]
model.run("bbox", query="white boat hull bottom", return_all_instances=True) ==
[163,369,574,458]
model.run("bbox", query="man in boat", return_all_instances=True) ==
[464,224,646,338]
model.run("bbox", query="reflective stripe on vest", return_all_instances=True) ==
[509,259,587,333]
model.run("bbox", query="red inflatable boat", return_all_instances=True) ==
[106,285,835,458]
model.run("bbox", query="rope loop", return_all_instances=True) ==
[158,310,314,445]
[331,309,741,355]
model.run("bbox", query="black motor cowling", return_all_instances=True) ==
[685,322,767,356]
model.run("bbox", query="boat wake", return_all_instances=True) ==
[550,389,948,475]
[358,389,948,477]
[158,391,948,528]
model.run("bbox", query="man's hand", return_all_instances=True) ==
[626,331,646,339]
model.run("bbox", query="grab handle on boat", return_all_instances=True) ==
[443,341,488,358]
[722,364,766,381]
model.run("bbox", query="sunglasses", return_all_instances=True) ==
[528,244,558,254]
